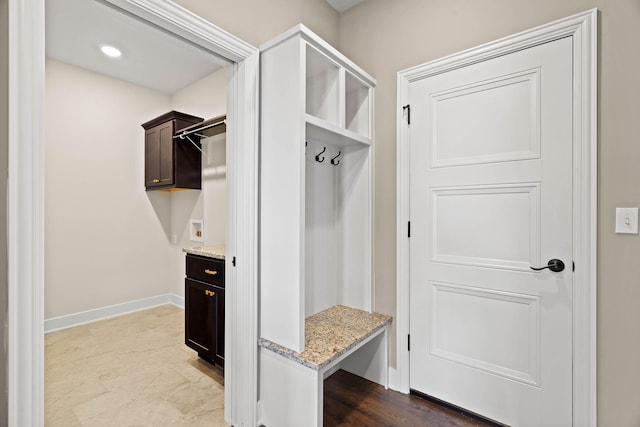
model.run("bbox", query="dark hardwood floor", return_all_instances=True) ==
[324,370,493,427]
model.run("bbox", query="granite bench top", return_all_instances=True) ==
[259,305,392,370]
[182,244,226,260]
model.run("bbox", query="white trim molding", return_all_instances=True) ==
[8,1,260,425]
[44,294,185,334]
[8,1,45,425]
[224,51,260,427]
[396,9,597,426]
[103,0,256,63]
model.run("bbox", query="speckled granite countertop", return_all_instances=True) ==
[259,305,392,370]
[182,245,225,260]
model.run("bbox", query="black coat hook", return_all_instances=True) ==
[315,146,326,163]
[330,151,342,166]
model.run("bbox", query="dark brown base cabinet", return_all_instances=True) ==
[185,254,225,367]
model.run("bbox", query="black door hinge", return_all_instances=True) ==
[232,256,236,267]
[572,261,575,272]
[408,221,411,238]
[403,104,411,125]
[408,334,411,351]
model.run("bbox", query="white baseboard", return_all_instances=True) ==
[169,293,185,309]
[45,293,184,333]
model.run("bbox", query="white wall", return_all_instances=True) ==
[339,1,640,425]
[45,59,175,318]
[45,60,228,318]
[170,68,227,295]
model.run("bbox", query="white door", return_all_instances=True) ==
[409,36,573,426]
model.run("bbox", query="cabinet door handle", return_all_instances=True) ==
[205,289,216,297]
[204,269,218,276]
[152,179,160,183]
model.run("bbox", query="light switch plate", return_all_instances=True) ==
[615,208,638,234]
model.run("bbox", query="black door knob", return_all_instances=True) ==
[530,259,565,273]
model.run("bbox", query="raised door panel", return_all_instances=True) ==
[145,121,174,188]
[185,278,214,358]
[432,185,539,270]
[431,70,540,168]
[430,282,540,385]
[213,285,225,366]
[158,121,174,186]
[145,126,161,187]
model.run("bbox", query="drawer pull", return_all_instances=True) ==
[205,289,216,297]
[204,269,218,276]
[152,179,160,183]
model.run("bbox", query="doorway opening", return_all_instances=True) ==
[7,0,259,425]
[44,0,229,421]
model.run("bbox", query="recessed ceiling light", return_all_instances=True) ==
[100,45,122,58]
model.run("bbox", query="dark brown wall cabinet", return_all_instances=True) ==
[141,111,203,190]
[185,254,225,367]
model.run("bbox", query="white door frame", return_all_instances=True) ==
[7,0,260,425]
[396,9,597,426]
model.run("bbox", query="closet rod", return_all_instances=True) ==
[174,116,226,140]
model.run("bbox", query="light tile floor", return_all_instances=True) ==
[45,304,228,426]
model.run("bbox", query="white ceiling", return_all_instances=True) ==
[45,0,229,94]
[326,0,366,13]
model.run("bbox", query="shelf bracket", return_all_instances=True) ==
[184,135,208,159]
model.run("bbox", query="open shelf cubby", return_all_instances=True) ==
[345,72,371,138]
[306,44,341,126]
[304,138,371,318]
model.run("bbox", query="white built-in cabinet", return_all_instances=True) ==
[260,25,375,353]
